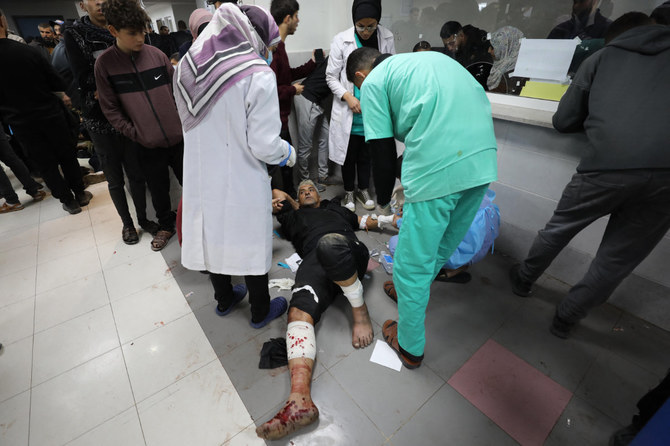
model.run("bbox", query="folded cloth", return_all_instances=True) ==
[259,337,288,369]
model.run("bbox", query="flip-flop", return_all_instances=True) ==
[435,269,472,284]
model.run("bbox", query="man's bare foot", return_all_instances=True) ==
[351,304,374,348]
[256,394,319,440]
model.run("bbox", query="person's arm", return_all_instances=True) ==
[270,51,300,102]
[94,57,138,141]
[246,71,295,165]
[272,189,299,213]
[325,35,349,101]
[357,213,399,231]
[290,57,316,81]
[369,137,397,206]
[553,52,598,133]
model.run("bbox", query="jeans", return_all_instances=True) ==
[0,131,41,203]
[11,112,84,204]
[294,95,329,181]
[519,170,670,323]
[90,131,148,227]
[137,142,184,231]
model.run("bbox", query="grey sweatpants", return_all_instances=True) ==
[519,170,670,323]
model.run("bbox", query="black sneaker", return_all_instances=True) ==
[62,200,82,214]
[549,310,575,339]
[509,263,534,297]
[75,190,93,206]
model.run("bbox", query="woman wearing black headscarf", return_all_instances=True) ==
[326,0,395,212]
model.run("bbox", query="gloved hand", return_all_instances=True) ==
[279,142,296,167]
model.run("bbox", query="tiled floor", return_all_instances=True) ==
[2,173,670,446]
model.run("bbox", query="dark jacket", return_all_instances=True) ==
[270,41,316,131]
[63,16,116,134]
[94,43,183,148]
[276,199,359,257]
[0,38,66,126]
[548,9,611,40]
[553,25,670,172]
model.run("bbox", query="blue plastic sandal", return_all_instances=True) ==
[250,296,288,329]
[215,284,248,316]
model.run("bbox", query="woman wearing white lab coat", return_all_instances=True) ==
[176,5,295,327]
[326,0,395,211]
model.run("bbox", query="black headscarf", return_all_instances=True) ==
[352,0,381,49]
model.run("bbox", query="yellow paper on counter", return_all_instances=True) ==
[520,81,570,101]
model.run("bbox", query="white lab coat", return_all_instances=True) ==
[181,70,289,276]
[326,26,395,165]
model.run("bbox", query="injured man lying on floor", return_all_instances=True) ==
[255,180,398,440]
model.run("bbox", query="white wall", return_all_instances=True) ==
[145,3,176,31]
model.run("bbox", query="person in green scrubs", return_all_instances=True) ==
[347,47,498,368]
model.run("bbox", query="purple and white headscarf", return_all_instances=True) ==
[174,4,281,132]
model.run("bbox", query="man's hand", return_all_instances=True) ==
[344,93,361,114]
[294,83,305,95]
[272,197,284,214]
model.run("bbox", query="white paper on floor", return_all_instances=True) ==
[268,278,295,290]
[369,339,402,372]
[285,253,302,273]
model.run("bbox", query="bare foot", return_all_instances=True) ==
[351,304,374,349]
[256,394,319,440]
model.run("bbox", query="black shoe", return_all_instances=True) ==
[550,310,575,339]
[138,219,160,236]
[62,200,82,214]
[75,190,93,206]
[509,263,534,297]
[122,225,140,245]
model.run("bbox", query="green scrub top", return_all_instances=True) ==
[360,51,498,203]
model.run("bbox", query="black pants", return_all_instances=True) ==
[210,273,270,323]
[519,170,670,324]
[90,131,148,227]
[271,128,296,197]
[369,137,398,206]
[290,233,369,324]
[342,134,371,192]
[137,142,183,231]
[0,130,41,203]
[12,112,84,204]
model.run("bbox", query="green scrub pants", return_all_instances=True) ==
[393,184,489,358]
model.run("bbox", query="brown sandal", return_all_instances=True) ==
[383,281,397,303]
[382,320,422,369]
[0,202,24,213]
[151,229,174,251]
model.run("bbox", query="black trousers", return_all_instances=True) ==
[90,131,148,227]
[290,233,369,324]
[12,112,84,204]
[210,273,270,323]
[342,134,371,192]
[0,130,41,203]
[137,142,183,231]
[519,170,670,324]
[369,137,398,206]
[270,128,296,197]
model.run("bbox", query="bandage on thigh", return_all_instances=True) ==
[287,321,316,360]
